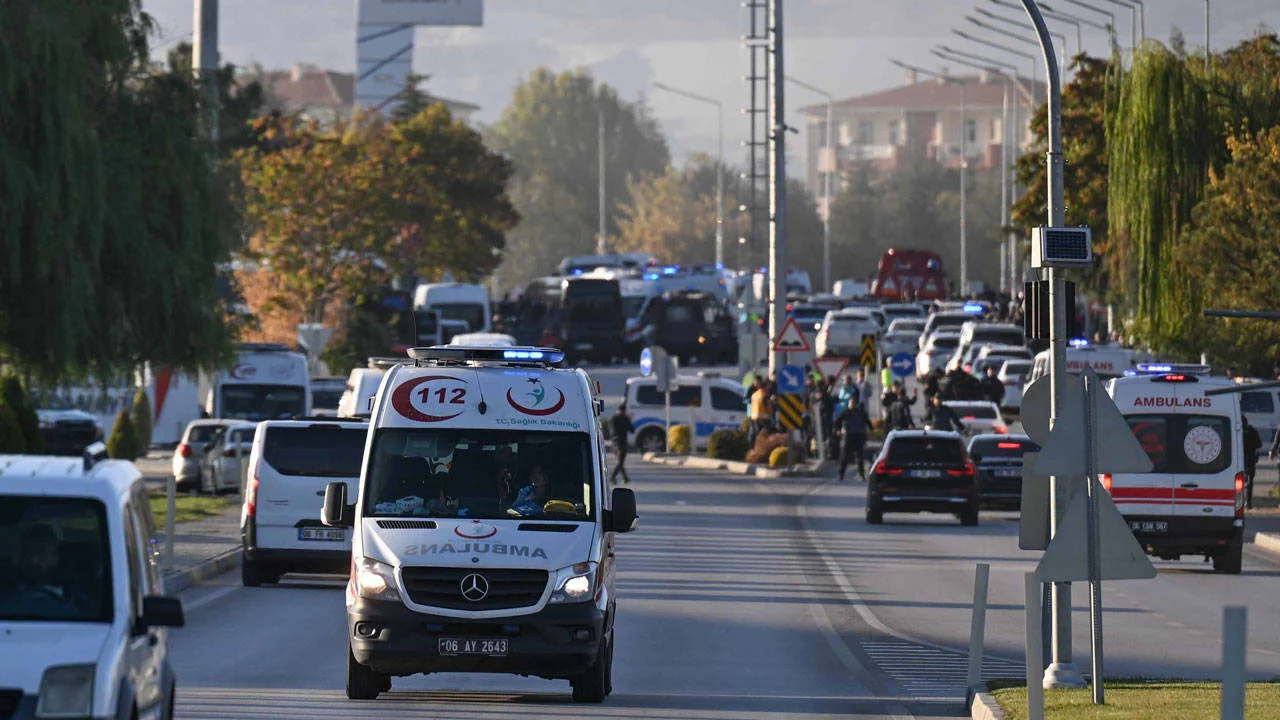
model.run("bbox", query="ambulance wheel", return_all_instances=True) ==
[1213,540,1243,574]
[570,634,611,703]
[346,645,388,700]
[960,501,980,527]
[637,428,666,453]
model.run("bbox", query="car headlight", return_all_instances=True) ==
[355,558,400,601]
[36,664,93,719]
[550,561,597,604]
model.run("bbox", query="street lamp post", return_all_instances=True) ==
[953,30,1040,104]
[786,75,834,293]
[1062,0,1118,53]
[890,60,968,294]
[970,13,1069,71]
[1100,0,1139,48]
[653,82,725,269]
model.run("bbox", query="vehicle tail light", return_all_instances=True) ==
[875,461,904,476]
[178,443,192,458]
[246,473,260,517]
[997,442,1021,450]
[1235,472,1246,517]
[1100,474,1112,492]
[994,425,1008,435]
[948,461,976,477]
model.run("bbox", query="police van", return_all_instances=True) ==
[1105,365,1246,574]
[320,346,638,702]
[624,372,747,453]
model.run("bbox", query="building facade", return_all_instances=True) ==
[256,64,480,126]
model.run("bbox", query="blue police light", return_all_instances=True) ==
[642,273,660,281]
[504,349,545,360]
[1069,337,1090,348]
[571,269,584,276]
[962,302,985,314]
[1139,363,1174,373]
[661,266,679,275]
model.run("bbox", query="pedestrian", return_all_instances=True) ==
[979,366,1005,407]
[748,377,768,447]
[1244,416,1261,509]
[924,395,964,433]
[608,403,634,485]
[888,392,915,431]
[880,358,894,396]
[837,396,871,482]
[853,368,874,408]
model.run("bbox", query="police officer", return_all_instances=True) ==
[1244,416,1261,509]
[608,403,634,485]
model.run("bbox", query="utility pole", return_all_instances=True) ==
[767,0,787,375]
[1020,0,1086,692]
[597,107,607,255]
[193,0,219,150]
[1204,0,1211,68]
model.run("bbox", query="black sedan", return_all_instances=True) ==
[967,434,1040,511]
[867,430,980,526]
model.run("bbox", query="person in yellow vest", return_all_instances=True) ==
[880,357,894,393]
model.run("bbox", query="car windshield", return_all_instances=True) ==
[311,389,344,412]
[364,429,594,521]
[220,384,306,421]
[0,497,112,623]
[187,424,223,443]
[264,425,367,477]
[930,336,960,350]
[432,303,486,333]
[567,293,620,322]
[971,438,1040,459]
[1002,361,1032,376]
[973,329,1026,347]
[889,320,924,333]
[1242,391,1275,414]
[948,404,998,419]
[886,437,964,464]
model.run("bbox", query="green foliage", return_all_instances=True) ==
[489,68,670,290]
[768,446,790,469]
[706,428,749,461]
[0,1,234,379]
[106,409,138,461]
[390,73,435,123]
[1,375,42,453]
[668,425,692,454]
[129,390,152,457]
[322,305,394,377]
[0,403,23,454]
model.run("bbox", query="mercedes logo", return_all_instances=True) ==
[460,573,490,602]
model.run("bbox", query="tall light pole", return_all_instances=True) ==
[1037,2,1114,55]
[890,60,968,294]
[193,0,219,150]
[1100,0,1140,48]
[1062,0,1118,53]
[767,0,787,375]
[997,0,1083,54]
[953,30,1040,104]
[653,82,725,268]
[786,75,834,293]
[970,13,1068,72]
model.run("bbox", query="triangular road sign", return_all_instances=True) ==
[1080,368,1154,475]
[1036,478,1156,582]
[813,357,849,381]
[773,317,812,353]
[1032,368,1153,478]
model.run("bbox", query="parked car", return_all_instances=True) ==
[998,359,1033,412]
[866,430,980,525]
[817,309,880,359]
[35,403,103,456]
[916,331,961,378]
[171,419,230,493]
[240,420,368,586]
[198,421,258,494]
[967,433,1040,510]
[882,319,924,358]
[0,449,185,720]
[942,401,1007,436]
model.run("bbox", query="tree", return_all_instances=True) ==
[0,403,22,454]
[614,157,723,265]
[0,374,41,453]
[489,68,670,289]
[236,105,517,331]
[130,389,152,458]
[391,73,435,123]
[106,409,138,461]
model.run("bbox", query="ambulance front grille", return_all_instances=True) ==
[401,567,548,611]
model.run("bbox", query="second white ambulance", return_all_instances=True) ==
[1105,365,1246,574]
[321,346,638,702]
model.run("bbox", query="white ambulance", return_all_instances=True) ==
[320,346,637,702]
[1028,345,1145,385]
[1105,364,1246,574]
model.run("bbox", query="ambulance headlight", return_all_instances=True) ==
[36,664,94,718]
[550,562,598,604]
[355,558,399,601]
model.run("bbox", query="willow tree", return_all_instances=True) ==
[1107,45,1214,353]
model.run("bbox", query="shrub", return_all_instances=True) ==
[668,424,692,454]
[0,374,41,453]
[0,403,23,453]
[106,409,139,461]
[740,417,751,434]
[707,428,749,461]
[745,431,789,464]
[768,446,790,468]
[130,390,153,458]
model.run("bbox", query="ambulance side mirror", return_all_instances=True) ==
[321,482,354,528]
[608,488,638,533]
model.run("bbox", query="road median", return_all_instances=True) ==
[641,451,829,479]
[981,679,1280,720]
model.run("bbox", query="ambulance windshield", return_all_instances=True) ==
[364,429,595,521]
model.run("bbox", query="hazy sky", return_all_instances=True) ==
[145,1,1275,174]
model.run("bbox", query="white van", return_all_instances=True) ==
[1236,381,1280,451]
[0,449,185,720]
[1105,365,1245,573]
[1028,346,1143,386]
[624,373,747,452]
[338,366,389,419]
[414,283,492,334]
[320,346,637,702]
[204,344,311,421]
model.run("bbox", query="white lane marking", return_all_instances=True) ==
[183,582,242,612]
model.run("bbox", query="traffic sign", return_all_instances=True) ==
[1020,373,1082,445]
[776,393,805,430]
[858,334,877,367]
[777,365,807,395]
[1030,369,1153,478]
[889,352,915,378]
[812,357,849,381]
[1035,477,1156,582]
[773,317,812,353]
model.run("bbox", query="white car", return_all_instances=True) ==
[241,419,367,586]
[917,331,961,378]
[977,344,1033,362]
[817,309,880,359]
[998,359,1033,412]
[197,421,258,494]
[943,401,1007,436]
[171,419,230,493]
[449,332,517,347]
[882,319,924,358]
[0,448,184,720]
[626,373,747,452]
[881,303,927,322]
[919,311,979,350]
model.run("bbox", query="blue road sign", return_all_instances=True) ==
[778,364,807,395]
[639,348,653,376]
[889,352,915,379]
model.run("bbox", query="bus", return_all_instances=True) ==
[872,249,947,301]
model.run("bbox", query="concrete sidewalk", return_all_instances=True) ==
[158,504,242,594]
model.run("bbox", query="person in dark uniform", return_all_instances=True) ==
[924,395,964,433]
[1244,416,1261,509]
[980,366,1006,407]
[608,403,635,485]
[837,396,871,482]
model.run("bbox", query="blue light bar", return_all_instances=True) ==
[1133,363,1212,376]
[661,266,679,275]
[504,349,544,360]
[962,303,985,314]
[1069,337,1090,348]
[571,268,584,276]
[408,346,565,365]
[642,273,659,281]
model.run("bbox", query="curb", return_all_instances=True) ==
[1255,532,1280,556]
[969,684,1006,720]
[163,547,241,595]
[640,452,823,479]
